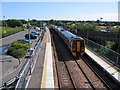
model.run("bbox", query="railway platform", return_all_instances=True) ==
[85,48,120,83]
[26,27,54,88]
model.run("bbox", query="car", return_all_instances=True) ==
[31,31,39,35]
[25,33,37,39]
[25,48,34,58]
[17,39,32,44]
[32,27,36,29]
[35,27,41,31]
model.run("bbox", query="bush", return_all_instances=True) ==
[11,48,27,59]
[11,41,30,50]
[7,41,30,62]
[7,47,16,55]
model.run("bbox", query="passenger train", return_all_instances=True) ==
[51,25,85,57]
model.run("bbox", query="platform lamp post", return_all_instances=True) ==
[27,19,32,75]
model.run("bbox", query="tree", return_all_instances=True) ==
[20,19,27,24]
[7,41,29,65]
[96,19,100,24]
[11,48,26,64]
[30,19,38,25]
[6,19,23,27]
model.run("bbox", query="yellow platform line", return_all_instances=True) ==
[41,43,48,88]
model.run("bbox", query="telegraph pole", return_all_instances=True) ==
[27,19,32,75]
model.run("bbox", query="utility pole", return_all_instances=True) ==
[27,19,31,75]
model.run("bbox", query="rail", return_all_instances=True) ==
[84,37,120,68]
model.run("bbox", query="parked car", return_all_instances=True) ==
[31,31,39,35]
[25,48,34,58]
[25,34,37,39]
[17,39,32,44]
[35,27,41,31]
[32,27,36,30]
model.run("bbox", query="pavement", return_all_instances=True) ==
[0,57,27,85]
[0,55,19,80]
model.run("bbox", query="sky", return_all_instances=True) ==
[1,0,120,21]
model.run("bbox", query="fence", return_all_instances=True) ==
[15,32,43,89]
[84,38,120,68]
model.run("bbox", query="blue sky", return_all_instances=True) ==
[2,1,119,21]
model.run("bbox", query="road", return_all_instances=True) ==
[0,29,28,47]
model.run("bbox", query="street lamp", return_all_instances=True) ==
[27,19,31,41]
[27,19,32,75]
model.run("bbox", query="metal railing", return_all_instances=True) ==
[15,32,43,89]
[84,37,120,68]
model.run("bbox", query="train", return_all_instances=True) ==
[51,25,85,57]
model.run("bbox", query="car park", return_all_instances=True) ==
[31,31,39,35]
[17,39,32,44]
[25,33,37,39]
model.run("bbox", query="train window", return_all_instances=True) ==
[72,41,76,51]
[81,41,84,47]
[72,44,76,47]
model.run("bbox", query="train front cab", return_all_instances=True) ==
[71,38,85,57]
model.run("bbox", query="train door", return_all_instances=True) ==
[72,40,77,57]
[72,40,81,57]
[76,40,81,57]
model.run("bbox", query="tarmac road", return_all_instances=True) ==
[0,29,29,47]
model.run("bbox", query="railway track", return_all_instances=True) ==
[50,28,108,89]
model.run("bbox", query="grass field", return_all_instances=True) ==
[0,27,25,38]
